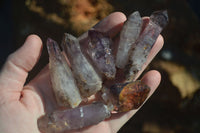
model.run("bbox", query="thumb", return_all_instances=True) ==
[0,34,43,92]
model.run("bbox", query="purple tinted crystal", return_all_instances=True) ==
[125,10,168,81]
[38,102,110,133]
[116,11,142,69]
[85,30,116,79]
[150,10,168,28]
[47,38,82,108]
[61,33,102,98]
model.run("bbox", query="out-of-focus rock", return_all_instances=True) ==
[25,0,113,35]
[142,122,174,133]
[68,0,113,34]
[158,61,200,98]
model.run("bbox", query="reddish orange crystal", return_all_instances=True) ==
[118,81,150,112]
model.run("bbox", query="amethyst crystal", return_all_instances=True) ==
[38,102,110,133]
[61,33,102,98]
[47,38,82,108]
[38,10,168,131]
[116,11,142,69]
[125,10,168,81]
[83,30,116,79]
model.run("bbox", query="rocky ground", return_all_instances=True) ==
[1,0,200,132]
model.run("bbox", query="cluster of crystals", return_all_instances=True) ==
[38,10,168,133]
[123,10,168,81]
[61,33,102,98]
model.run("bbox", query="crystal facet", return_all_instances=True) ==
[116,11,142,69]
[124,10,168,81]
[47,38,82,108]
[38,102,110,133]
[61,33,102,98]
[83,30,116,79]
[38,10,168,132]
[102,81,150,112]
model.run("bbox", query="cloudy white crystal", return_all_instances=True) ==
[62,33,102,98]
[47,38,82,108]
[116,11,142,69]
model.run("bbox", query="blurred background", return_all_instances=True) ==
[0,0,200,132]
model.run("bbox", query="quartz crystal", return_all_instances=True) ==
[125,10,168,81]
[61,33,102,98]
[83,30,116,79]
[38,102,110,133]
[38,10,168,132]
[102,80,150,112]
[116,11,142,69]
[47,38,82,108]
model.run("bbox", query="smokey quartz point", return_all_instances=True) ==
[61,33,102,98]
[47,38,82,108]
[38,102,110,133]
[116,11,142,69]
[84,30,116,79]
[125,10,168,81]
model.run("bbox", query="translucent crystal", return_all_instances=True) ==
[102,81,150,112]
[125,10,168,81]
[47,38,82,108]
[116,11,142,69]
[40,10,169,131]
[83,30,116,79]
[38,102,110,133]
[61,33,102,98]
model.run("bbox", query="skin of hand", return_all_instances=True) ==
[0,12,163,133]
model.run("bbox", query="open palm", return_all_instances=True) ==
[0,12,163,133]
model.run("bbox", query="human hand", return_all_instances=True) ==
[0,12,163,133]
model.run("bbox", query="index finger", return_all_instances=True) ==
[78,12,127,40]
